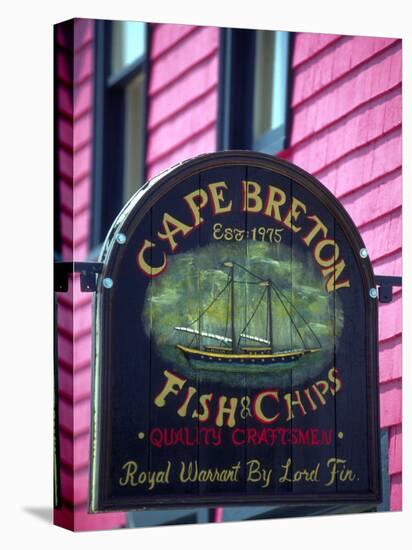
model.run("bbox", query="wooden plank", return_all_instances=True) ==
[292,36,398,107]
[146,89,217,164]
[378,293,402,341]
[291,43,401,145]
[388,424,402,475]
[376,251,402,283]
[340,169,401,227]
[147,125,216,180]
[150,24,196,60]
[73,209,90,246]
[100,211,154,506]
[72,178,90,213]
[292,33,341,68]
[148,55,218,130]
[73,432,90,469]
[149,27,219,95]
[73,18,94,51]
[315,129,401,196]
[73,45,93,84]
[74,80,93,118]
[58,118,73,149]
[73,146,92,181]
[244,166,293,496]
[291,87,401,168]
[197,165,248,498]
[73,509,126,531]
[389,472,402,510]
[59,432,74,467]
[148,173,202,499]
[290,181,337,495]
[380,379,402,428]
[333,222,373,495]
[59,149,73,181]
[379,335,402,383]
[73,333,92,370]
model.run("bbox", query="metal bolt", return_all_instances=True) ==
[369,288,378,299]
[103,277,113,289]
[116,233,126,244]
[360,248,368,258]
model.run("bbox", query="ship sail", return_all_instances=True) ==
[175,326,270,346]
[175,261,322,372]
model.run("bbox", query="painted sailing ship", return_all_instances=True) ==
[175,262,321,373]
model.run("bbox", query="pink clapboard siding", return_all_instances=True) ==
[283,33,402,510]
[146,23,219,179]
[54,19,125,531]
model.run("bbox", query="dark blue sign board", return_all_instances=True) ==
[89,152,380,512]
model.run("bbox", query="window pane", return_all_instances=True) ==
[123,73,145,202]
[111,21,146,75]
[272,31,289,130]
[253,31,289,140]
[253,31,275,138]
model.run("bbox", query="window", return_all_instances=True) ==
[91,20,148,249]
[217,28,291,154]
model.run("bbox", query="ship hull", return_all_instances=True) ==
[176,345,320,373]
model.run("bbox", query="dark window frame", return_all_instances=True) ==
[90,20,150,251]
[217,28,294,154]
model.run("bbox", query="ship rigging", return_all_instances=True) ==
[175,261,321,373]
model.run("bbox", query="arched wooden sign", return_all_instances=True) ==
[89,151,380,512]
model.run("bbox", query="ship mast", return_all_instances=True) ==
[224,262,238,352]
[267,281,274,353]
[260,280,274,352]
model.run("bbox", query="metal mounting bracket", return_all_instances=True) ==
[54,261,104,292]
[54,264,402,301]
[374,275,402,303]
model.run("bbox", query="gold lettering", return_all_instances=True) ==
[136,239,167,277]
[279,458,292,483]
[325,458,356,486]
[177,386,197,417]
[314,238,340,268]
[183,189,208,227]
[247,459,272,488]
[284,390,307,421]
[283,197,307,233]
[328,367,342,395]
[254,390,280,424]
[208,182,233,214]
[215,396,238,427]
[264,185,287,221]
[119,461,138,486]
[241,180,263,212]
[311,380,329,406]
[303,387,318,411]
[157,213,193,252]
[193,393,213,421]
[321,260,350,292]
[302,214,328,246]
[154,370,186,407]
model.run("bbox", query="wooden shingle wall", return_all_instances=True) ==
[54,23,401,528]
[283,33,402,510]
[54,18,126,531]
[146,23,219,178]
